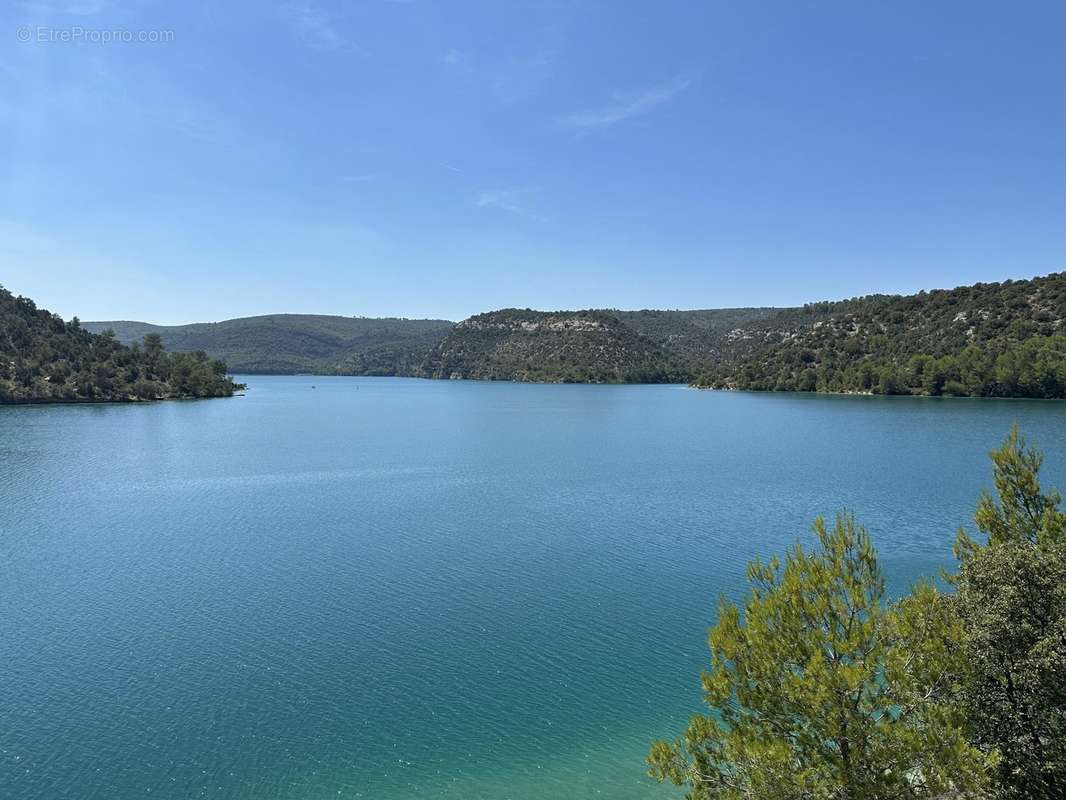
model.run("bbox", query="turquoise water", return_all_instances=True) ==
[2,377,1065,800]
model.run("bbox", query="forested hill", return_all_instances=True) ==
[78,272,1066,397]
[89,308,778,382]
[85,314,455,375]
[696,272,1066,398]
[0,286,241,403]
[614,307,779,373]
[421,307,782,383]
[421,309,677,383]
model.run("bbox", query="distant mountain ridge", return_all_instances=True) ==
[89,307,784,383]
[84,272,1066,397]
[85,314,455,375]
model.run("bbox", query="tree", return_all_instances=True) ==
[143,332,164,372]
[957,426,1066,554]
[798,369,818,392]
[876,365,901,395]
[957,344,993,396]
[953,428,1066,799]
[648,514,988,800]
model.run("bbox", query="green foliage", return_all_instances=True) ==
[90,308,786,383]
[0,285,241,403]
[952,428,1066,799]
[696,272,1066,398]
[421,309,681,383]
[615,307,781,376]
[84,272,1066,395]
[648,514,988,800]
[84,314,455,376]
[956,426,1066,554]
[422,307,806,383]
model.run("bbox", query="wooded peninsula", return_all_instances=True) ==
[1,285,242,403]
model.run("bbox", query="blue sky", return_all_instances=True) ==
[2,1,1064,323]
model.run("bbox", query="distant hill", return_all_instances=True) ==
[85,314,455,375]
[696,272,1066,398]
[81,272,1066,397]
[421,309,678,383]
[89,308,783,384]
[0,286,240,403]
[421,307,784,383]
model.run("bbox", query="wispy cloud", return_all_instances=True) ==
[477,190,521,214]
[476,189,541,220]
[281,1,343,50]
[561,72,695,132]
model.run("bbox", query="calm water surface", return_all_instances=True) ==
[2,377,1065,800]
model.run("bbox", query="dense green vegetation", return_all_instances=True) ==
[952,429,1066,798]
[649,428,1066,799]
[423,308,795,383]
[89,308,780,383]
[87,273,1066,397]
[420,309,679,383]
[696,272,1066,397]
[429,278,1066,392]
[614,307,780,375]
[85,314,455,375]
[0,286,241,403]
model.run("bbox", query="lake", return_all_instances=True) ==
[2,377,1065,800]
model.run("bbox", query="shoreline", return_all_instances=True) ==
[0,391,242,407]
[235,372,1066,400]
[10,372,1062,403]
[689,384,1066,401]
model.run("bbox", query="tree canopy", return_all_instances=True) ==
[952,428,1066,799]
[648,515,988,800]
[696,272,1066,398]
[0,285,242,403]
